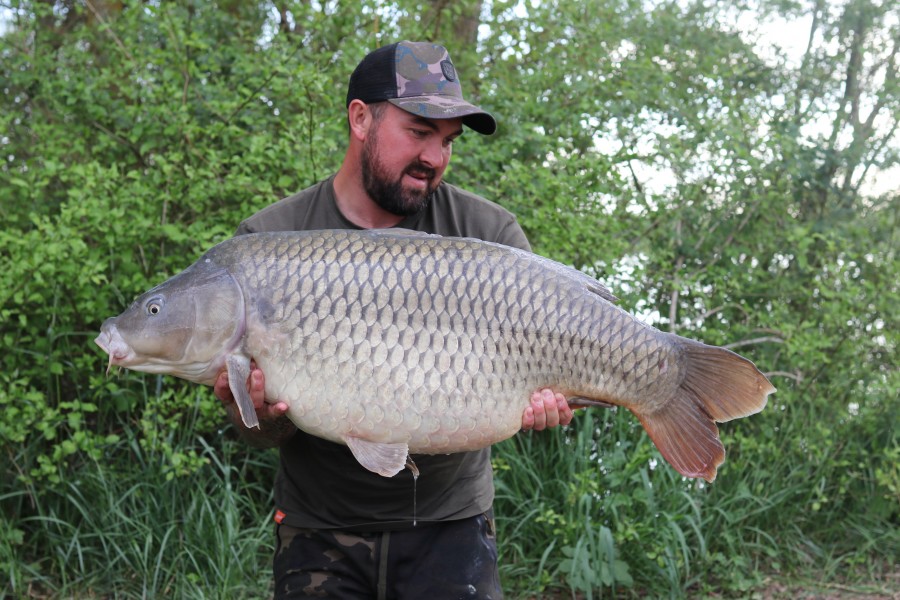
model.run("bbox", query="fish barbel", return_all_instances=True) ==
[95,229,774,480]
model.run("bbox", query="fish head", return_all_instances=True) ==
[95,260,245,384]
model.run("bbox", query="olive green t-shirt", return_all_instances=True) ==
[236,176,531,530]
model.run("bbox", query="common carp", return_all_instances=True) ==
[95,229,774,481]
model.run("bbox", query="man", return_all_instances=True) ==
[215,41,573,599]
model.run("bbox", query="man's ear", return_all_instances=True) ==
[347,99,372,142]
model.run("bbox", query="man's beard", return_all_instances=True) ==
[361,132,438,217]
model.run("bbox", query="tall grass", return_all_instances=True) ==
[4,398,897,598]
[493,405,899,597]
[3,418,278,599]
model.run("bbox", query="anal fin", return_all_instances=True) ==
[632,402,724,483]
[568,396,618,410]
[345,436,410,477]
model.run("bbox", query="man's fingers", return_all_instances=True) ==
[521,405,535,430]
[530,390,547,430]
[541,388,560,429]
[213,370,233,404]
[214,363,268,415]
[263,401,290,420]
[249,369,266,408]
[522,389,574,431]
[557,394,574,426]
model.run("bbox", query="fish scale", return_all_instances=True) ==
[96,228,774,481]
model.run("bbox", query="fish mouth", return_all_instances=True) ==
[94,323,135,375]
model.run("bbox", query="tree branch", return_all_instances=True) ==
[90,120,145,167]
[794,0,823,121]
[84,0,134,63]
[766,370,803,383]
[723,336,785,350]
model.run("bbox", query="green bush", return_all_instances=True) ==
[2,1,897,597]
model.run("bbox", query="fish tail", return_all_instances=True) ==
[632,337,775,482]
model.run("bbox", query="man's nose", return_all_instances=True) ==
[418,138,445,168]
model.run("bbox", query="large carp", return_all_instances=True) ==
[95,229,774,481]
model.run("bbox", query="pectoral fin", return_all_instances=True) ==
[345,437,410,477]
[226,354,259,430]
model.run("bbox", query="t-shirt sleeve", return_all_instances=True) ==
[492,215,531,252]
[233,178,344,236]
[416,183,533,252]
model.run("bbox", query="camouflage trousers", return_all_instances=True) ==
[272,514,503,599]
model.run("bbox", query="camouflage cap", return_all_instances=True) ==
[346,41,497,135]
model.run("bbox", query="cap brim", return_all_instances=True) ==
[388,96,497,135]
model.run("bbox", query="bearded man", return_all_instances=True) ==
[215,41,573,599]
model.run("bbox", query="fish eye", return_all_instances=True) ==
[146,298,163,316]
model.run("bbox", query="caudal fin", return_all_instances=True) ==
[632,338,775,482]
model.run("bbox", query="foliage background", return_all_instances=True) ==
[1,0,897,597]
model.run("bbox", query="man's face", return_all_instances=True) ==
[361,104,464,217]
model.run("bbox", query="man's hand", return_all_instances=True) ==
[213,364,290,428]
[521,388,575,431]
